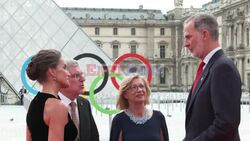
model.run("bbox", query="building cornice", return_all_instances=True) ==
[62,7,161,13]
[76,19,183,27]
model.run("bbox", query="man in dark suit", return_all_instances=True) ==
[59,60,99,141]
[183,14,241,141]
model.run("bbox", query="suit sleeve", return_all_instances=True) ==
[110,114,122,141]
[194,62,241,141]
[86,100,99,141]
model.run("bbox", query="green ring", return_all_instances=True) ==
[89,73,123,115]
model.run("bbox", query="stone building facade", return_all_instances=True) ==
[63,7,183,91]
[63,0,250,92]
[215,0,250,91]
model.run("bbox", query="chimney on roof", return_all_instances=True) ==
[139,5,143,9]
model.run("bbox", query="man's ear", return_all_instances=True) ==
[47,68,56,79]
[202,29,209,40]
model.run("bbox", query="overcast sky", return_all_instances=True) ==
[54,0,212,13]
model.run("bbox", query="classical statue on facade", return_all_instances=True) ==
[174,0,183,8]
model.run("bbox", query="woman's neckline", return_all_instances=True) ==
[124,108,153,124]
[41,91,58,98]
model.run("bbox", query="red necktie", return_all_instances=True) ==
[192,61,205,93]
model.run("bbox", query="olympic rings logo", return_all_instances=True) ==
[21,53,152,115]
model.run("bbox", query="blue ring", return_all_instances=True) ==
[21,56,38,95]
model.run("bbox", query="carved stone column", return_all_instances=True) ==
[227,25,232,48]
[234,24,238,49]
[238,22,244,48]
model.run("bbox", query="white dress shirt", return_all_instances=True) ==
[203,47,221,70]
[58,93,79,120]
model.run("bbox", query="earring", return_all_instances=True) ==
[53,77,56,81]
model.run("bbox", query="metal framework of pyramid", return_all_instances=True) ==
[0,0,116,105]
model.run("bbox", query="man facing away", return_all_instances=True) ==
[183,13,241,141]
[59,59,99,141]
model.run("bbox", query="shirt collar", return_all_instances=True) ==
[203,47,221,66]
[58,92,77,106]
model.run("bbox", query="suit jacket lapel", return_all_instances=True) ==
[186,50,224,114]
[77,98,88,132]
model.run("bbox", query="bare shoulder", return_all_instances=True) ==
[45,98,68,113]
[44,98,68,125]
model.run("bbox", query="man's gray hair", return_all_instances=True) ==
[64,59,79,70]
[184,13,219,41]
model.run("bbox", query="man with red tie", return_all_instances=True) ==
[183,14,241,141]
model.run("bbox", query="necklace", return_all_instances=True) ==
[124,108,153,125]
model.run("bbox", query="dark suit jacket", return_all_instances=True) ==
[184,50,241,141]
[77,96,99,141]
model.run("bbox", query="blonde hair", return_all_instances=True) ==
[116,75,151,110]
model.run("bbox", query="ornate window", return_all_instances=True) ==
[160,45,165,58]
[113,45,118,58]
[131,45,136,53]
[130,40,138,53]
[112,40,120,58]
[158,41,168,58]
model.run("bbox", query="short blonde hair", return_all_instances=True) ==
[116,75,151,110]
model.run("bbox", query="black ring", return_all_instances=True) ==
[74,53,109,95]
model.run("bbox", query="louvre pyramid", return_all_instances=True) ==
[0,0,118,105]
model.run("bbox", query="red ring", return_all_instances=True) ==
[111,53,152,90]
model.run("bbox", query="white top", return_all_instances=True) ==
[203,47,221,70]
[58,93,79,120]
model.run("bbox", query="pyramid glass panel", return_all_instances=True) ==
[22,18,41,37]
[0,7,11,26]
[12,7,29,26]
[0,0,117,105]
[0,30,11,48]
[22,0,40,16]
[13,28,31,49]
[3,0,20,15]
[3,18,21,37]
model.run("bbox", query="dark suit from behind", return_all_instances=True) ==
[184,50,241,141]
[77,96,99,141]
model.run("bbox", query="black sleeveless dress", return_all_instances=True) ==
[26,92,77,141]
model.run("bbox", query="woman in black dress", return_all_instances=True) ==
[110,75,169,141]
[26,49,77,141]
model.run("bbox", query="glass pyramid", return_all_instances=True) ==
[0,0,118,105]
